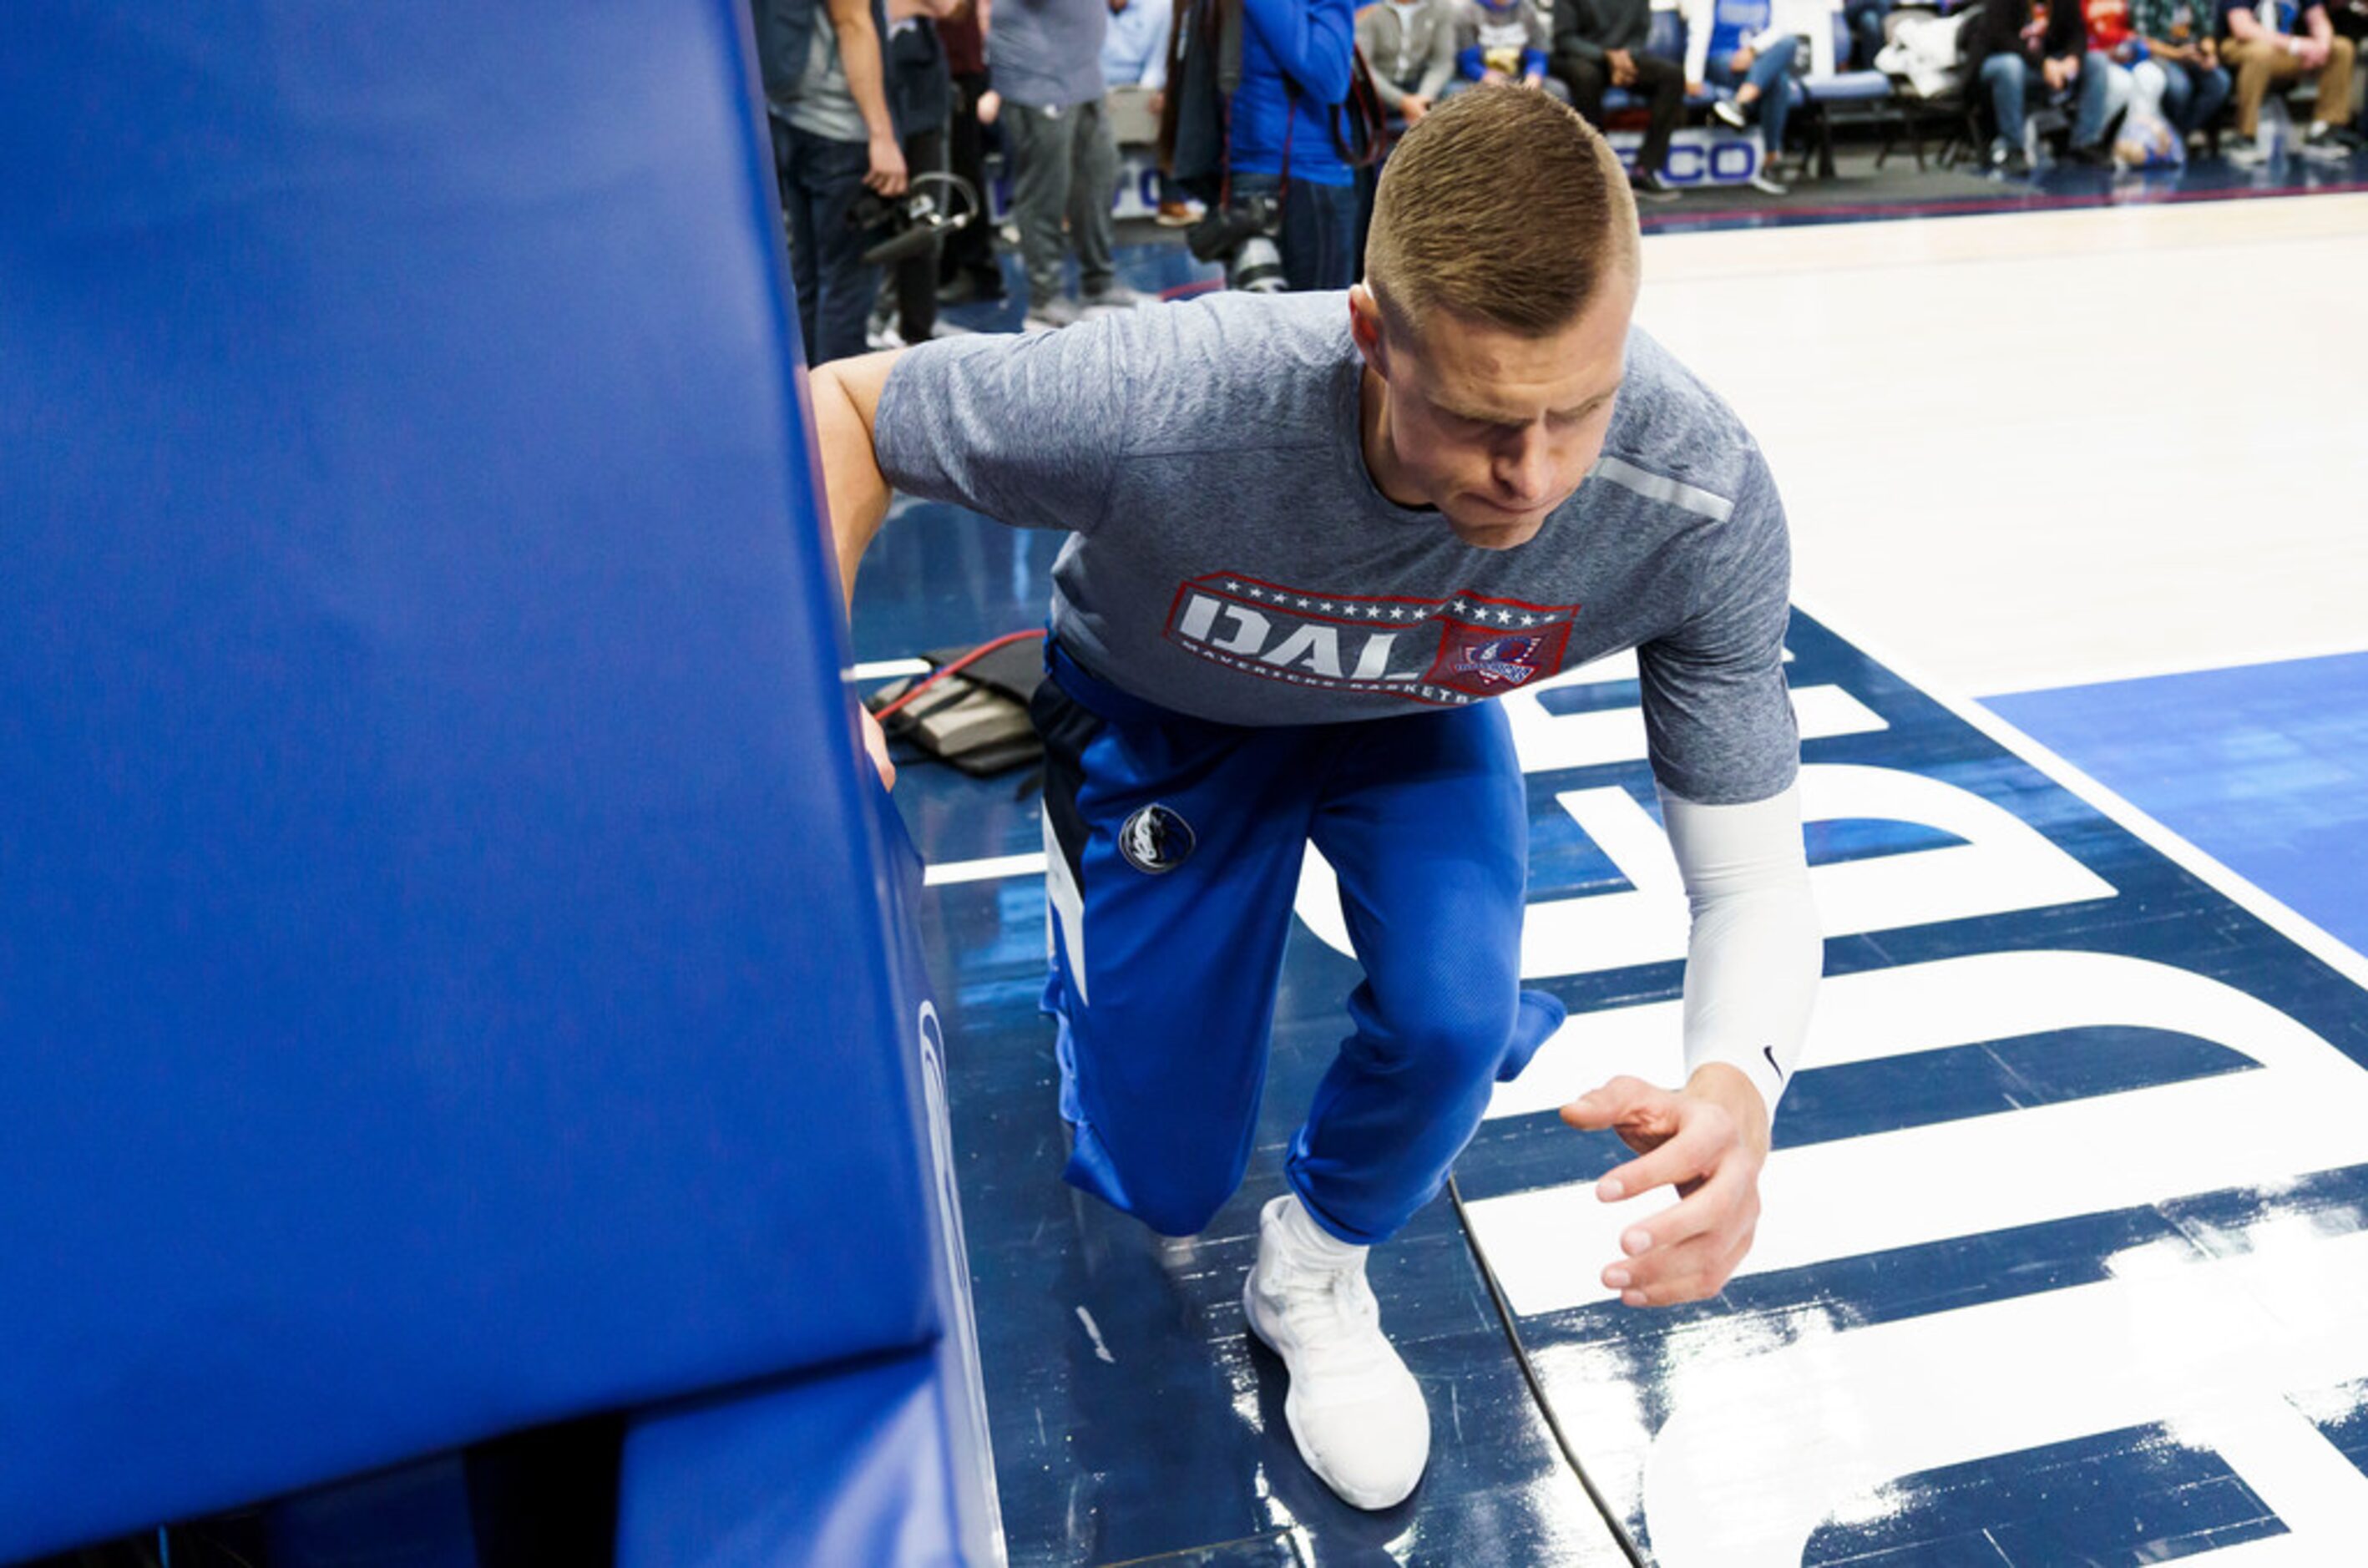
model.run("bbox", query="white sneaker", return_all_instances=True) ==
[1712,97,1749,129]
[1080,282,1148,315]
[1242,1194,1429,1510]
[2224,134,2273,167]
[1022,293,1083,332]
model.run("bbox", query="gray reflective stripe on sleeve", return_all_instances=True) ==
[1591,456,1736,524]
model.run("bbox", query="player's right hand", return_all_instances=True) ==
[862,705,898,790]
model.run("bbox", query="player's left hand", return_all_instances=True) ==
[1561,1065,1770,1308]
[860,704,898,790]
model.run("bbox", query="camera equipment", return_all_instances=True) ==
[848,171,982,268]
[1184,193,1287,294]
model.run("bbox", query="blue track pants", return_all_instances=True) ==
[1032,641,1564,1246]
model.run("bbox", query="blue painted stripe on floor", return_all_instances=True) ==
[1801,1423,2285,1567]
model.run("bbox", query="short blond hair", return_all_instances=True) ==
[1364,87,1639,343]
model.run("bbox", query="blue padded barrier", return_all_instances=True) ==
[614,790,1003,1567]
[0,2,964,1556]
[615,1343,988,1568]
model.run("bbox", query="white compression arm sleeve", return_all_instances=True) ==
[1659,781,1823,1119]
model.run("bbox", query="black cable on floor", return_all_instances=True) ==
[1446,1171,1649,1568]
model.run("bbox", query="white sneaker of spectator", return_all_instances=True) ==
[2297,122,2352,161]
[1242,1193,1429,1511]
[1080,281,1149,316]
[1023,293,1084,331]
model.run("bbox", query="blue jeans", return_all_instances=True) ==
[2070,50,2119,146]
[772,119,877,366]
[1981,52,2111,149]
[1708,36,1804,157]
[1230,170,1360,292]
[1845,0,1892,68]
[2157,57,2233,134]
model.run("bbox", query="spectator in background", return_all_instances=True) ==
[1359,0,1460,124]
[994,0,1141,328]
[2130,0,2233,144]
[1845,0,1893,69]
[938,0,1006,304]
[1687,0,1804,194]
[879,0,960,348]
[1965,0,2092,175]
[1452,0,1570,98]
[1354,0,1455,276]
[2071,0,2141,162]
[1553,0,1687,199]
[2217,0,2357,160]
[1103,0,1197,224]
[756,0,909,363]
[1230,0,1361,290]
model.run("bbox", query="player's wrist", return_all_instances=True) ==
[1684,1062,1772,1157]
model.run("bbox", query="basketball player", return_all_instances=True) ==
[811,88,1821,1511]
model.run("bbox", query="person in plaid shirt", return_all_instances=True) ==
[2131,0,2234,139]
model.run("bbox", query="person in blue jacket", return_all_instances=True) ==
[1227,0,1361,290]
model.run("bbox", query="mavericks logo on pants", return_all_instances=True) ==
[1119,803,1196,874]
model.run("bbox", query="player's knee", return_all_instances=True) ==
[1381,987,1521,1088]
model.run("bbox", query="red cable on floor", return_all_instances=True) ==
[872,629,1046,721]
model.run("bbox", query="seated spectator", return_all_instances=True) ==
[1359,0,1460,124]
[1846,0,1893,69]
[1965,0,2094,174]
[1553,0,1687,199]
[2130,0,2234,143]
[2217,0,2357,160]
[1102,0,1199,224]
[1450,0,1573,100]
[2071,0,2143,162]
[1685,0,1805,194]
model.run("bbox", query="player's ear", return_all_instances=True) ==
[1348,285,1392,380]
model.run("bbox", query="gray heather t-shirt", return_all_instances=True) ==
[874,290,1798,805]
